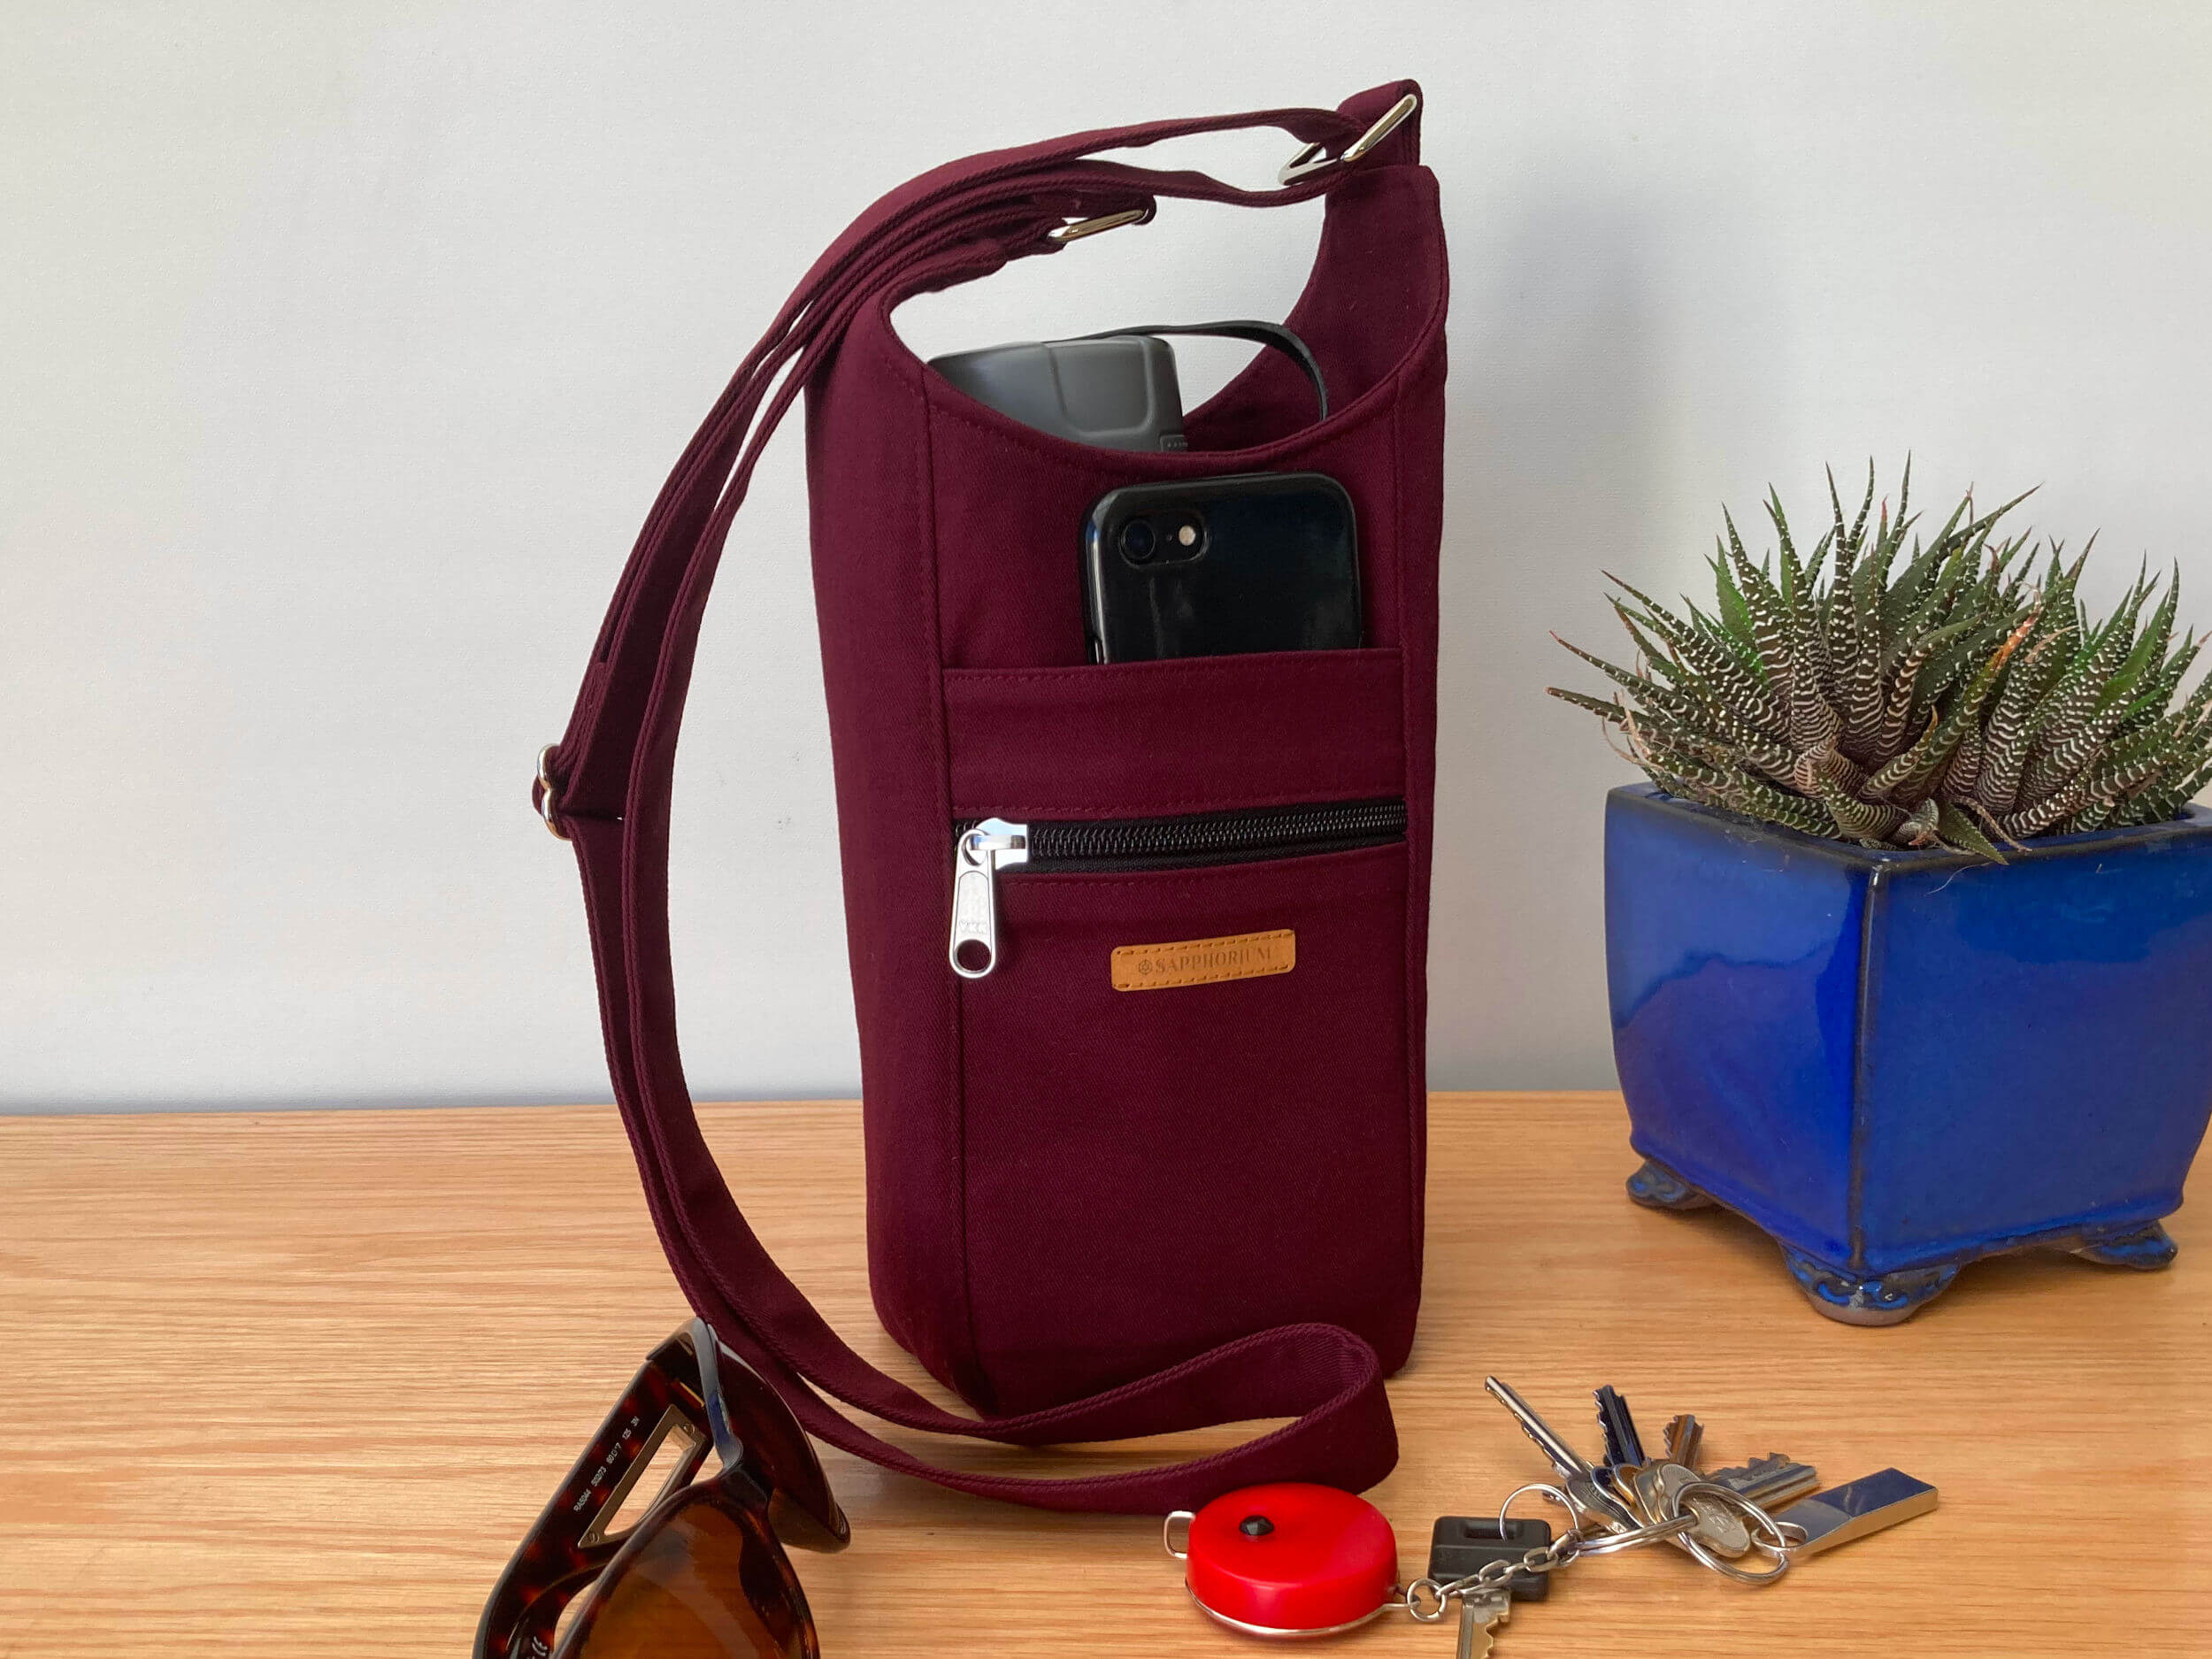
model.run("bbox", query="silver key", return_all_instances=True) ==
[1636,1461,1753,1557]
[1593,1385,1648,1474]
[1483,1377,1641,1534]
[1455,1589,1509,1659]
[1710,1453,1821,1509]
[1634,1411,1743,1555]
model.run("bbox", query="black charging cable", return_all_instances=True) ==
[1077,321,1329,421]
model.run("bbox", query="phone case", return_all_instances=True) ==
[1082,472,1361,662]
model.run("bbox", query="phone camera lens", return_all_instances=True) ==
[1120,519,1157,563]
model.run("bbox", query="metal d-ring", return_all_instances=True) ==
[1048,207,1149,244]
[536,744,570,841]
[1278,91,1419,185]
[1162,1509,1195,1561]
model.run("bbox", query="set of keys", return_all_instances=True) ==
[1409,1378,1939,1656]
[1163,1377,1935,1652]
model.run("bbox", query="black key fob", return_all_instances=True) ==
[1426,1516,1555,1601]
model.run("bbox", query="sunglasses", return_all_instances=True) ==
[476,1320,850,1659]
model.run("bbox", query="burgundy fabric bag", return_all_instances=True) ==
[537,81,1448,1513]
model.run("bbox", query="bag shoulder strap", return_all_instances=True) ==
[537,83,1423,1514]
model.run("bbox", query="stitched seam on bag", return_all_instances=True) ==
[923,363,1405,472]
[949,789,1402,817]
[995,841,1405,892]
[912,332,995,1413]
[941,652,1401,687]
[1390,356,1422,1285]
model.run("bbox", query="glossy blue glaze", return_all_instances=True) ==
[1607,784,2212,1293]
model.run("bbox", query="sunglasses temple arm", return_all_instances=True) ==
[690,1317,747,1470]
[475,1333,713,1659]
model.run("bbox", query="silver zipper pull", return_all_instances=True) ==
[949,818,1028,979]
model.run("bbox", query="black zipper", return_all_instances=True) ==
[949,798,1406,978]
[956,799,1406,871]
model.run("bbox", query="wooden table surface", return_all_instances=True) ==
[4,1092,2206,1656]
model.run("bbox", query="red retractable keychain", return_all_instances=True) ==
[1164,1483,1401,1638]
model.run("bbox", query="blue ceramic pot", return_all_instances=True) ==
[1606,783,2212,1324]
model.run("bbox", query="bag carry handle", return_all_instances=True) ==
[538,83,1424,1514]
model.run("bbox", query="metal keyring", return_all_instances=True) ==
[1664,1480,1794,1584]
[1403,1578,1450,1622]
[1497,1480,1577,1539]
[1572,1513,1701,1555]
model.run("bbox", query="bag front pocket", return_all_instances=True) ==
[939,647,1405,820]
[948,797,1408,979]
[949,819,1418,1414]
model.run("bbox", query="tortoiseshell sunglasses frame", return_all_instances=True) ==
[474,1322,849,1659]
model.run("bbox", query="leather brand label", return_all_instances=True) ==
[1110,928,1296,992]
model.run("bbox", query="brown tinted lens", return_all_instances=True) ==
[558,1487,814,1659]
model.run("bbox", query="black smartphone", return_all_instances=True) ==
[1081,472,1361,663]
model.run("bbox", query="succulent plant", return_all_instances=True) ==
[1550,464,2212,859]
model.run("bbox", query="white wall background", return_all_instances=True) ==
[5,3,2210,1110]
